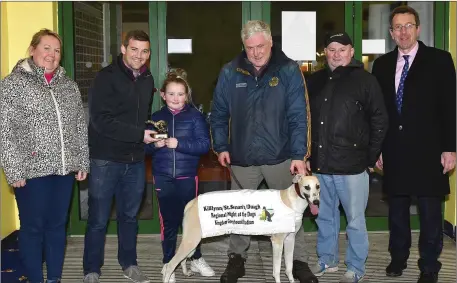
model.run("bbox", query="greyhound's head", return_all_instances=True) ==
[292,174,320,215]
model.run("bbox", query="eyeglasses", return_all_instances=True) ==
[391,23,417,32]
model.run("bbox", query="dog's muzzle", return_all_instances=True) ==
[294,183,319,215]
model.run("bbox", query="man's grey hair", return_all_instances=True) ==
[241,20,272,42]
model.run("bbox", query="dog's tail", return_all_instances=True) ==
[184,198,197,214]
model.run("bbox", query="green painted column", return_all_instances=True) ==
[242,1,271,25]
[58,2,75,80]
[149,1,167,113]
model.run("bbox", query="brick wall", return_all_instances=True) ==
[74,2,104,103]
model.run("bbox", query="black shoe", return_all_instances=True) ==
[386,261,407,277]
[220,253,245,283]
[292,260,319,283]
[417,272,438,283]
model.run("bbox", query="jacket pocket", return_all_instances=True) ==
[330,144,366,169]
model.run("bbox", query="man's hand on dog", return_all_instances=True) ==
[218,151,231,167]
[291,160,308,175]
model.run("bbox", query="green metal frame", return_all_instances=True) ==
[149,1,167,113]
[244,1,271,24]
[435,1,450,51]
[58,2,74,80]
[58,2,80,235]
[62,1,450,235]
[345,2,354,39]
[444,1,449,52]
[345,2,362,60]
[353,2,363,61]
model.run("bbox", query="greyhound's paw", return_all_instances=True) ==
[183,270,194,277]
[286,272,295,282]
[272,275,281,283]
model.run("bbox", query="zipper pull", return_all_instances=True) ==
[255,77,258,87]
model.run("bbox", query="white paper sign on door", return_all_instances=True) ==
[168,39,192,54]
[362,39,386,54]
[281,11,316,61]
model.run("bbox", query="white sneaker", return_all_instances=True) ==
[161,265,176,283]
[83,273,100,283]
[190,257,215,277]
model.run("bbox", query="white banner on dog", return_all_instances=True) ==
[198,189,297,238]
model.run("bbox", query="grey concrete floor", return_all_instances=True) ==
[56,232,455,282]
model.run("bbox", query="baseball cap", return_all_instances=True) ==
[324,31,353,47]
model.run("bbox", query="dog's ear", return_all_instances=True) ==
[292,174,303,184]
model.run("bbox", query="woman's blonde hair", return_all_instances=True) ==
[28,28,62,57]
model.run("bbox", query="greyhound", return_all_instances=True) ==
[162,174,320,283]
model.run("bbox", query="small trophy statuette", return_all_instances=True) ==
[146,120,168,139]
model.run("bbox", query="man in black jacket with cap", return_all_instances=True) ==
[306,32,388,283]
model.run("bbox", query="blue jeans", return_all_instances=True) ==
[14,174,74,283]
[83,159,145,275]
[315,172,369,277]
[154,175,202,263]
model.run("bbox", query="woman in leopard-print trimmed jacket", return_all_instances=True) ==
[0,29,89,283]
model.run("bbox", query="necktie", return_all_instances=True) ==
[396,55,410,114]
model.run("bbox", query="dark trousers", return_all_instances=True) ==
[14,174,74,283]
[388,195,443,273]
[83,159,146,275]
[154,175,201,263]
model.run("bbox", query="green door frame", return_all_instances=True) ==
[59,1,449,235]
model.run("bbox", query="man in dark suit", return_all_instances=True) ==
[371,6,456,283]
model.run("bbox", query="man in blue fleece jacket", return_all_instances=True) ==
[210,20,315,283]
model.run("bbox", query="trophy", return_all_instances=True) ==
[146,120,168,139]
